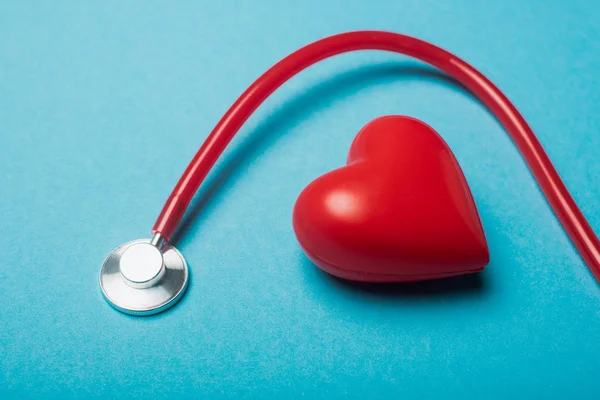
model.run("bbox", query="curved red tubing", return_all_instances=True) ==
[152,31,600,284]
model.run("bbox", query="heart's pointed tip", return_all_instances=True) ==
[479,242,491,271]
[469,216,492,271]
[452,224,490,273]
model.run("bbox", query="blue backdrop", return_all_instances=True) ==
[1,1,600,398]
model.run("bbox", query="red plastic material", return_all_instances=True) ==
[153,31,600,284]
[293,116,489,282]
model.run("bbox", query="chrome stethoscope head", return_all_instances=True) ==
[99,234,189,316]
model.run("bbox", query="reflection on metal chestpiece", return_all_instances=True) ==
[99,233,188,316]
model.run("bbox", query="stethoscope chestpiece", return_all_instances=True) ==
[99,234,188,316]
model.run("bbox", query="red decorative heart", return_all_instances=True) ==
[293,116,489,282]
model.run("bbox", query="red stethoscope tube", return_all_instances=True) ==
[152,31,600,284]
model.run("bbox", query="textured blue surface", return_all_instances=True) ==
[1,1,600,398]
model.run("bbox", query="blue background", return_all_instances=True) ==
[1,1,600,398]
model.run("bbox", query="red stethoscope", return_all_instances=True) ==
[99,31,600,316]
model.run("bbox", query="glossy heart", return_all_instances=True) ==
[293,116,489,282]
